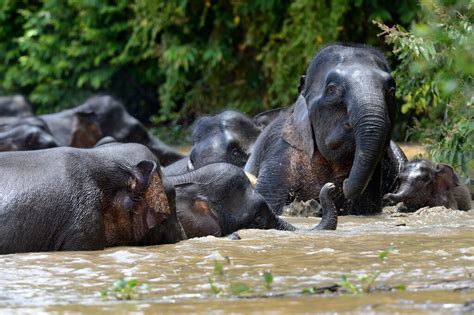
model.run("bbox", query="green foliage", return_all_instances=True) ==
[0,0,418,124]
[99,277,149,301]
[375,0,473,177]
[337,246,405,294]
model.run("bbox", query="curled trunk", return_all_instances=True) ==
[343,93,390,200]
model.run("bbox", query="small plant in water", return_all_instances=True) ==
[99,277,150,300]
[207,257,273,297]
[337,247,405,294]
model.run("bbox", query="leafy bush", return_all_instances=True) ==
[0,0,418,124]
[375,0,473,178]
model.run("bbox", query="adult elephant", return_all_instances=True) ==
[41,95,184,165]
[246,44,406,215]
[166,163,337,238]
[0,143,186,254]
[0,116,59,151]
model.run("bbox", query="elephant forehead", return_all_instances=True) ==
[331,65,390,82]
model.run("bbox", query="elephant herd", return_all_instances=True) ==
[0,44,470,255]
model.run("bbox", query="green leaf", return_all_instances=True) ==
[229,282,251,296]
[127,279,138,288]
[113,278,127,290]
[214,260,224,275]
[263,271,273,289]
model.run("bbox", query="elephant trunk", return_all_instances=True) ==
[312,183,338,230]
[384,183,411,203]
[343,93,390,200]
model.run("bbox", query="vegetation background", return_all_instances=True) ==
[0,0,472,177]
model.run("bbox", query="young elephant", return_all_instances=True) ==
[384,159,471,211]
[246,44,406,215]
[0,143,186,254]
[166,163,337,238]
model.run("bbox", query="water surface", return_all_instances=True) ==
[1,207,473,314]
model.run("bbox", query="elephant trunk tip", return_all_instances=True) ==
[312,182,338,231]
[342,178,367,200]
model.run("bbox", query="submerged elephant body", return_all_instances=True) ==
[166,163,337,238]
[41,95,183,165]
[0,143,185,254]
[384,159,471,211]
[246,44,404,215]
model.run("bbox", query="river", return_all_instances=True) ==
[1,206,473,314]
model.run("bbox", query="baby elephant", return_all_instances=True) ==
[166,163,337,238]
[384,159,471,211]
[0,143,185,254]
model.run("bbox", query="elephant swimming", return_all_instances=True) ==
[384,159,471,211]
[0,143,186,254]
[166,163,338,238]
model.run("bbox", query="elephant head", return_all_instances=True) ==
[0,116,59,151]
[283,44,396,200]
[189,111,261,169]
[383,159,468,210]
[166,163,337,238]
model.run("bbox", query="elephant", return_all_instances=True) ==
[166,163,338,238]
[164,109,282,176]
[0,143,186,254]
[40,95,184,165]
[384,159,472,211]
[0,95,33,117]
[245,44,406,215]
[0,116,59,151]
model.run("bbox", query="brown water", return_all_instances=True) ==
[1,207,473,314]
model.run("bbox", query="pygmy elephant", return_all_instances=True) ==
[0,95,33,117]
[246,44,405,215]
[166,163,337,238]
[0,143,186,254]
[384,159,472,211]
[0,116,59,151]
[41,95,183,165]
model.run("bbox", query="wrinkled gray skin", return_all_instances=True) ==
[0,143,186,254]
[166,163,337,238]
[41,95,183,165]
[0,116,59,151]
[164,109,281,176]
[246,44,404,215]
[0,95,33,117]
[384,159,472,211]
[189,111,260,169]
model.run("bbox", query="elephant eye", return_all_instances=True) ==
[387,87,396,98]
[326,83,337,95]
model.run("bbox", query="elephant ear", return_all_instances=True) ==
[282,94,314,158]
[70,111,103,148]
[434,163,459,194]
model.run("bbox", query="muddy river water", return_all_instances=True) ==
[1,207,473,314]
